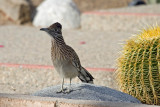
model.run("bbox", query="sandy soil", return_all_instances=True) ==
[0,25,132,68]
[0,25,132,94]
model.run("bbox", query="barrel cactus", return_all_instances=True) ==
[117,25,160,105]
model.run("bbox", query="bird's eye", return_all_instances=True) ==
[55,29,58,32]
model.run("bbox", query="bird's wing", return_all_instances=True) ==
[65,45,82,71]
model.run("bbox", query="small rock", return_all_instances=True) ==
[33,0,80,29]
[33,83,141,103]
[128,0,146,6]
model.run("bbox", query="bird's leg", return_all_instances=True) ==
[65,78,72,93]
[56,78,65,93]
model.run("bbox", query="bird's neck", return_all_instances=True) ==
[51,37,66,60]
[52,36,66,46]
[51,36,66,54]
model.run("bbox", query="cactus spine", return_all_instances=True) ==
[117,26,160,105]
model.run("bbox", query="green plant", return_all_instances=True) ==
[146,0,160,4]
[117,25,160,105]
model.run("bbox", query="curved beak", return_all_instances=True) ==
[40,28,48,31]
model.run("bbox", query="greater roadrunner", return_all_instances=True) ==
[40,22,94,93]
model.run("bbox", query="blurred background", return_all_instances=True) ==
[0,0,160,94]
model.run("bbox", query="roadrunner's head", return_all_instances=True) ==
[40,22,62,38]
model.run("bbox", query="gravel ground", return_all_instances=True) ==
[81,4,160,32]
[0,25,133,94]
[0,25,132,68]
[106,4,160,14]
[0,67,117,94]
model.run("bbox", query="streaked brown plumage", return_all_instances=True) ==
[40,22,94,93]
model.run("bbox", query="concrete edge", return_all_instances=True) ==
[0,93,158,107]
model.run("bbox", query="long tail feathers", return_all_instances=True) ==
[78,67,94,84]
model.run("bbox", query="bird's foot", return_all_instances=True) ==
[56,88,71,94]
[64,89,71,94]
[56,89,65,93]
